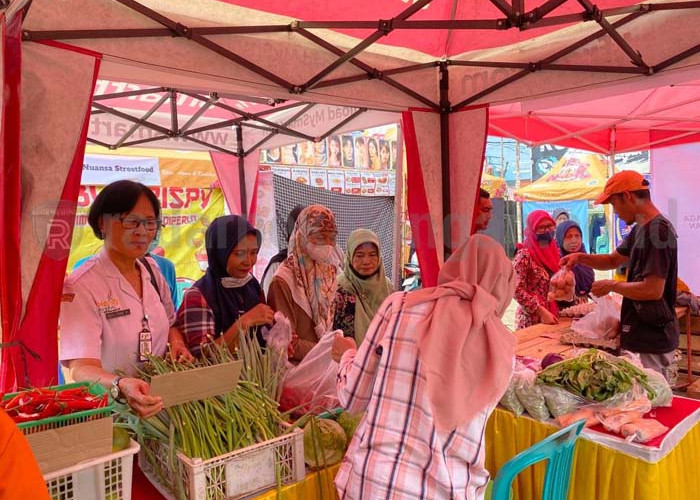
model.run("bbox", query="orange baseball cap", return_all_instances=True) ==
[595,170,649,204]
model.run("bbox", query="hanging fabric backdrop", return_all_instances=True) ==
[522,200,590,251]
[272,175,394,278]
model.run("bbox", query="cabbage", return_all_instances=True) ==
[337,411,362,442]
[303,417,347,468]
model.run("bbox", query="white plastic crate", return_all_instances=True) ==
[43,439,140,500]
[141,427,305,500]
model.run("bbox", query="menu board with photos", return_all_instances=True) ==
[309,168,328,190]
[291,167,310,186]
[272,166,292,179]
[344,171,361,195]
[327,169,345,193]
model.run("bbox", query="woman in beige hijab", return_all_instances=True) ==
[332,229,393,346]
[332,234,516,500]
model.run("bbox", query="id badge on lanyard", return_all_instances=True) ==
[138,315,152,362]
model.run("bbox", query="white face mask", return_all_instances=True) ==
[221,274,253,288]
[306,243,341,266]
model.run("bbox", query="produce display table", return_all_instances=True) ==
[131,460,341,500]
[515,307,693,385]
[485,404,700,500]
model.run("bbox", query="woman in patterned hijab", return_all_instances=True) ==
[267,205,344,361]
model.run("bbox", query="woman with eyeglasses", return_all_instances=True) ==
[59,180,192,418]
[513,210,561,329]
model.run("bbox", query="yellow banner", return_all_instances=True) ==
[68,185,225,281]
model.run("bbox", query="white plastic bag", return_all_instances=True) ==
[548,268,575,302]
[571,295,620,340]
[262,312,294,379]
[279,329,343,413]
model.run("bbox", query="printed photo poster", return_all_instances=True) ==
[341,134,355,169]
[327,169,345,193]
[310,168,328,190]
[298,140,316,167]
[314,138,328,167]
[379,139,391,171]
[345,171,361,194]
[291,167,310,186]
[328,135,342,168]
[366,137,381,170]
[68,186,225,281]
[354,136,369,169]
[263,147,281,164]
[362,171,376,195]
[390,140,398,171]
[252,170,279,281]
[281,144,298,165]
[272,166,292,179]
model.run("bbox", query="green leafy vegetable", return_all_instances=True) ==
[537,349,656,402]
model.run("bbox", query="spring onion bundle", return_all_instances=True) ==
[119,334,291,500]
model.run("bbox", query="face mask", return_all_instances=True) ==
[535,231,554,244]
[306,243,341,266]
[221,274,253,288]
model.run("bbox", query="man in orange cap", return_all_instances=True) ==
[561,170,679,382]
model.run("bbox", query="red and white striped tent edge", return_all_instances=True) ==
[3,0,700,388]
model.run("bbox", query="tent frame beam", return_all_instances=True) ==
[22,1,700,114]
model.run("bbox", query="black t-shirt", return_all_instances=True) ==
[616,215,679,353]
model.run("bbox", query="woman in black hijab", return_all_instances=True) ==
[175,215,274,355]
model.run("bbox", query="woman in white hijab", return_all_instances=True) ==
[332,234,516,500]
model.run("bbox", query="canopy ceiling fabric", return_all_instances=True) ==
[18,0,700,116]
[89,80,400,155]
[490,78,700,153]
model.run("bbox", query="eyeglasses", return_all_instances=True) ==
[118,215,161,231]
[535,224,555,234]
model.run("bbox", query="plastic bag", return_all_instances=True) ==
[515,370,550,421]
[540,384,588,418]
[620,419,669,443]
[279,329,343,413]
[570,295,620,340]
[645,369,673,408]
[261,312,294,378]
[548,268,575,302]
[595,391,652,433]
[500,365,527,416]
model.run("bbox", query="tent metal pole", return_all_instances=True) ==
[114,93,170,148]
[244,103,316,156]
[452,10,644,110]
[439,62,451,258]
[236,124,247,218]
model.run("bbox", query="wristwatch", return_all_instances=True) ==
[110,376,127,403]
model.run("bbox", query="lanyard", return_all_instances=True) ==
[137,268,153,362]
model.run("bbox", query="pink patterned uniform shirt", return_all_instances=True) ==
[335,292,493,500]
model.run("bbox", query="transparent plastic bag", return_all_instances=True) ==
[261,312,294,377]
[547,267,575,302]
[500,365,527,416]
[279,329,342,413]
[570,295,620,340]
[645,369,673,408]
[515,370,550,421]
[540,384,588,418]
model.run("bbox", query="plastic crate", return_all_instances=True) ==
[2,382,111,435]
[141,426,305,500]
[43,439,139,500]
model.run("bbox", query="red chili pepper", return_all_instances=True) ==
[2,394,25,410]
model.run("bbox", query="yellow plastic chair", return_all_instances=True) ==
[490,420,585,500]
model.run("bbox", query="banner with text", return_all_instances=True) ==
[82,154,161,185]
[68,185,225,281]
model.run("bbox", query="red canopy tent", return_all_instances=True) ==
[3,0,700,389]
